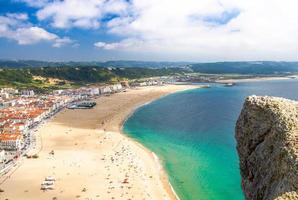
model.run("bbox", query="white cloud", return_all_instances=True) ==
[0,13,74,47]
[18,0,298,60]
[94,42,107,48]
[36,0,129,29]
[94,39,144,50]
[6,13,28,21]
[52,37,73,48]
[13,26,57,45]
[97,0,298,61]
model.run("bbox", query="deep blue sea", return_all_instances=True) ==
[123,79,298,200]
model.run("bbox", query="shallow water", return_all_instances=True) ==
[123,79,298,200]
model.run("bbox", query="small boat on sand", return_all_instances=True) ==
[41,185,54,190]
[41,181,54,186]
[45,176,56,181]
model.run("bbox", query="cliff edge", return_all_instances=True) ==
[236,96,298,200]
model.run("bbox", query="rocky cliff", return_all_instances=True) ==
[235,96,298,200]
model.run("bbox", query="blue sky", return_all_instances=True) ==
[0,0,119,61]
[0,0,298,61]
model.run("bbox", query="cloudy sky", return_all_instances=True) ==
[0,0,298,61]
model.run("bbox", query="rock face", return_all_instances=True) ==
[235,96,298,200]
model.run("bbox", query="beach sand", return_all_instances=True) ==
[0,84,198,200]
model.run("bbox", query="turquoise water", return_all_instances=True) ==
[123,79,298,200]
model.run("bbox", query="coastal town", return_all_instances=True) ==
[2,0,298,198]
[0,81,137,177]
[0,73,295,199]
[0,78,197,200]
[0,74,284,173]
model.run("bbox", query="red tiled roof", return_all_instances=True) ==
[0,133,22,141]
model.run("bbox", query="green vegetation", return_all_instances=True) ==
[1,60,298,92]
[0,60,191,68]
[30,67,116,83]
[0,68,32,85]
[0,66,186,91]
[111,67,184,79]
[30,66,185,82]
[0,68,75,93]
[2,60,298,75]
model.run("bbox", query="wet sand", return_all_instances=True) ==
[0,84,199,200]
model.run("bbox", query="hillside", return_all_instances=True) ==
[0,60,191,69]
[0,67,185,91]
[2,60,298,75]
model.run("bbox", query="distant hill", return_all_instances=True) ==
[0,60,65,68]
[190,61,298,74]
[29,66,184,81]
[0,60,191,69]
[1,60,298,75]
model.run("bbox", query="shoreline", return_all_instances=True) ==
[119,91,187,200]
[0,84,199,200]
[151,151,181,200]
[119,85,203,200]
[216,75,297,83]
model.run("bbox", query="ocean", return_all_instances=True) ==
[123,79,298,200]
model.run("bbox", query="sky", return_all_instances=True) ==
[1,0,298,62]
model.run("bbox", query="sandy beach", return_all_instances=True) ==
[0,84,198,200]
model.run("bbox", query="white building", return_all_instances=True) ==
[0,150,6,163]
[138,82,147,86]
[100,86,112,94]
[90,88,100,96]
[110,84,122,92]
[0,88,18,94]
[21,90,35,96]
[0,134,23,151]
[115,84,122,90]
[1,93,10,99]
[53,90,64,95]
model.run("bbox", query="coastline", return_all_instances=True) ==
[0,84,199,200]
[118,86,203,200]
[118,85,203,200]
[216,75,297,83]
[119,93,185,200]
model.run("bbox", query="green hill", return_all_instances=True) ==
[0,66,186,91]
